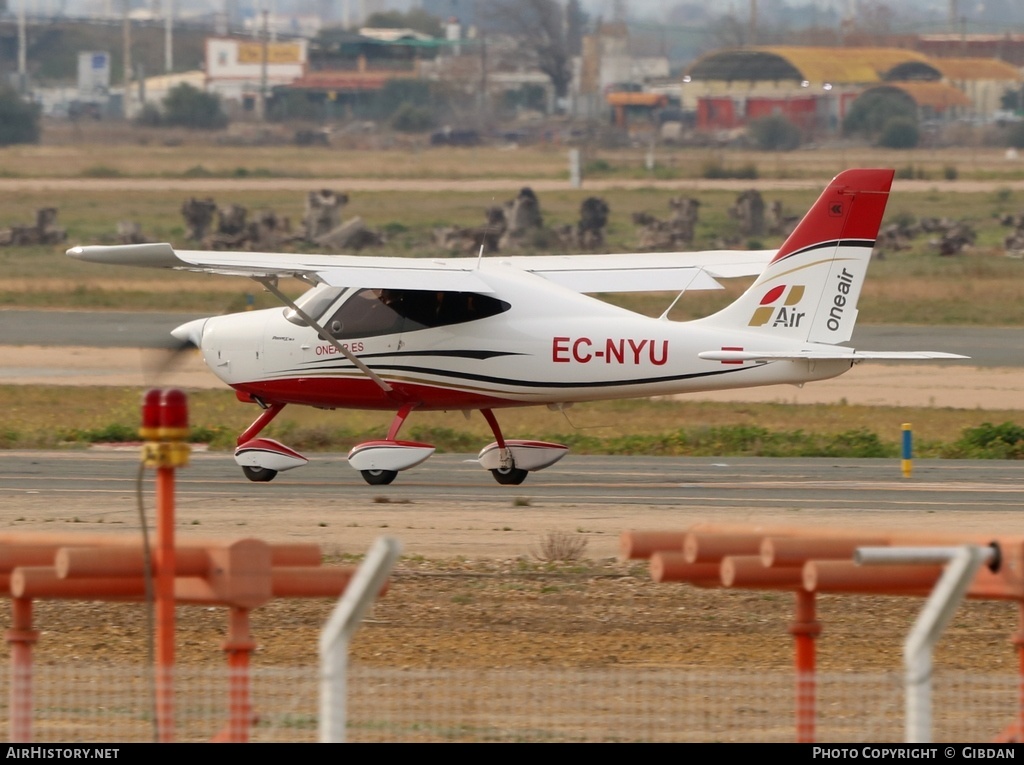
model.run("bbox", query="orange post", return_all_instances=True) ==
[221,607,256,743]
[56,546,209,579]
[7,597,38,742]
[155,462,176,742]
[720,555,804,589]
[12,568,145,599]
[619,531,687,560]
[803,560,943,594]
[0,545,75,576]
[648,552,721,585]
[761,536,889,568]
[54,543,322,580]
[791,590,820,744]
[684,532,764,564]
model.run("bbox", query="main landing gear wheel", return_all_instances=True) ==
[242,465,278,483]
[490,466,528,486]
[361,469,398,486]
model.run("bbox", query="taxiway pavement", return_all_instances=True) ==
[2,451,1021,560]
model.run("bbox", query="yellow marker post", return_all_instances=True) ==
[901,422,912,478]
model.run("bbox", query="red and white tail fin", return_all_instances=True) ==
[696,168,894,345]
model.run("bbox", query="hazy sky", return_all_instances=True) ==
[573,1,1024,29]
[21,1,1024,30]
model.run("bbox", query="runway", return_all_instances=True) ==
[3,451,1022,559]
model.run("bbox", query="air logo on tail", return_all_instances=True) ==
[825,266,857,332]
[748,284,806,329]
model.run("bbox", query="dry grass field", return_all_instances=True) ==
[14,121,1024,181]
[1,381,1019,454]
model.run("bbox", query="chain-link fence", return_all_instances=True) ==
[3,664,1019,743]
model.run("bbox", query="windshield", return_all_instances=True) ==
[284,285,347,326]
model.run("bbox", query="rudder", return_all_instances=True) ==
[696,168,894,346]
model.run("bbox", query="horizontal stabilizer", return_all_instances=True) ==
[698,349,970,362]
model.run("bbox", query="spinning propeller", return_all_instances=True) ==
[139,318,206,387]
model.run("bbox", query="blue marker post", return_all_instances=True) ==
[901,423,912,478]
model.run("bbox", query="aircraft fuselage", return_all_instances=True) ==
[192,267,851,412]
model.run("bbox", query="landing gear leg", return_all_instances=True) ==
[385,403,415,441]
[348,403,435,485]
[237,401,286,447]
[481,409,528,486]
[233,401,308,482]
[355,405,411,487]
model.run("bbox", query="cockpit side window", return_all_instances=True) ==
[284,285,347,326]
[326,288,511,339]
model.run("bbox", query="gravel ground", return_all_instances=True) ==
[8,552,1020,675]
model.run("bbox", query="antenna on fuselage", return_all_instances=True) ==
[475,194,501,269]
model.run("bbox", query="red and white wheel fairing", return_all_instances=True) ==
[347,440,436,473]
[477,440,569,472]
[234,438,309,472]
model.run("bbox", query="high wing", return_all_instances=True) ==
[497,250,774,292]
[66,242,774,294]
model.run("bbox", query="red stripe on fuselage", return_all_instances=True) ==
[232,377,525,411]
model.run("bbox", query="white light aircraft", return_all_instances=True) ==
[68,168,965,486]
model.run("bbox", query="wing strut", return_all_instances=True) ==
[254,276,394,394]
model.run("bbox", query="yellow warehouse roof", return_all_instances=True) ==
[687,46,936,85]
[931,57,1022,81]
